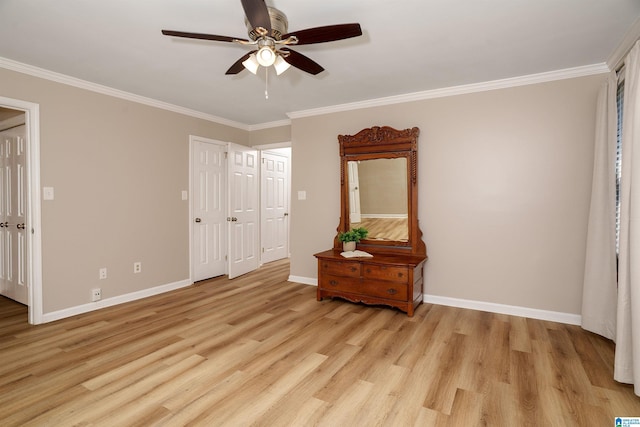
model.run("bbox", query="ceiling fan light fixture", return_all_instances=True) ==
[274,55,291,75]
[256,46,276,67]
[242,54,259,74]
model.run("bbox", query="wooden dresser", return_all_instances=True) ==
[319,125,428,317]
[315,249,426,317]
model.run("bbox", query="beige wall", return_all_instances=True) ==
[358,158,408,215]
[0,65,604,318]
[249,125,291,146]
[290,74,603,315]
[0,68,249,313]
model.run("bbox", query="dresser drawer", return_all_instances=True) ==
[319,274,362,293]
[360,280,408,301]
[363,264,409,283]
[320,260,361,278]
[321,274,408,302]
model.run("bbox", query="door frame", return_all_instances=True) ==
[188,135,228,282]
[0,96,43,325]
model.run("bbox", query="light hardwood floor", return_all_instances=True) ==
[351,217,408,242]
[1,259,639,426]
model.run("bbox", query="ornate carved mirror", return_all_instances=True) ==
[334,126,426,256]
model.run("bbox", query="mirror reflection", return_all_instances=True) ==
[347,158,409,242]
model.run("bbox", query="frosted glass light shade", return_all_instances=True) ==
[274,55,291,75]
[242,54,259,74]
[256,46,276,67]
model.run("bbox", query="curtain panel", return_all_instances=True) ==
[615,40,640,393]
[581,73,618,340]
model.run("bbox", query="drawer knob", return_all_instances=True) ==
[387,288,398,295]
[329,280,338,286]
[351,267,357,272]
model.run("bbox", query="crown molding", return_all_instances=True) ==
[287,63,609,120]
[1,56,610,131]
[248,118,291,131]
[607,16,640,71]
[0,56,250,131]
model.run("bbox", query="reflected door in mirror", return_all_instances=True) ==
[348,161,361,223]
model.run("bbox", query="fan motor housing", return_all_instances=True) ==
[245,6,288,40]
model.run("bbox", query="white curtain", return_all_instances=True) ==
[581,72,618,340]
[615,40,640,393]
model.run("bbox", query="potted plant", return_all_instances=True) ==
[338,227,369,251]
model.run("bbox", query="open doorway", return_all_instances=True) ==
[0,108,28,305]
[0,98,43,325]
[189,137,291,283]
[189,136,261,282]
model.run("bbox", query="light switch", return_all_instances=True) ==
[297,190,307,200]
[43,187,54,200]
[181,190,188,201]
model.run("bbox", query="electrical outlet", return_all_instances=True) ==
[133,262,142,274]
[99,268,107,280]
[91,288,101,302]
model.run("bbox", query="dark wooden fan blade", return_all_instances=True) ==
[225,51,257,75]
[283,23,362,45]
[281,48,324,75]
[162,30,248,43]
[241,0,271,33]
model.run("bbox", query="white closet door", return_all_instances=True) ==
[228,143,259,279]
[0,125,27,304]
[191,140,227,281]
[261,151,289,264]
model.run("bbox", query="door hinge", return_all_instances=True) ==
[224,152,228,159]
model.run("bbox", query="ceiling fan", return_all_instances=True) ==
[161,0,362,76]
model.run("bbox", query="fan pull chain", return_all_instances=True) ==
[265,67,269,100]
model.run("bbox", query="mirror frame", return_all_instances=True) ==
[334,126,426,256]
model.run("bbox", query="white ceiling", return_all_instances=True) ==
[1,0,639,127]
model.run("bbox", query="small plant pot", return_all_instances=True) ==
[343,241,356,252]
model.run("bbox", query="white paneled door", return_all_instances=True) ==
[192,140,227,281]
[261,151,289,264]
[0,125,27,304]
[228,143,259,279]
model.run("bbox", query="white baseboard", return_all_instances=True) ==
[423,294,581,325]
[44,275,581,326]
[41,279,192,323]
[288,275,317,286]
[287,276,581,325]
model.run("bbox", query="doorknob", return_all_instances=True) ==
[16,223,24,230]
[194,218,202,223]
